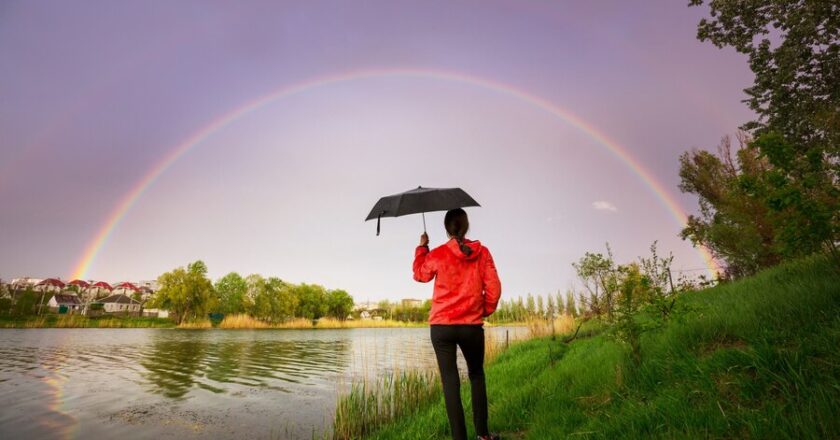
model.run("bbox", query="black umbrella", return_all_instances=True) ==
[365,186,480,235]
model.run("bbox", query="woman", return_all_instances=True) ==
[413,208,502,440]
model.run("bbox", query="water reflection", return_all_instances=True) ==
[139,331,351,399]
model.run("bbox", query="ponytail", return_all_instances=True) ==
[444,208,472,256]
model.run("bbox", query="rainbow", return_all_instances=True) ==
[70,67,720,279]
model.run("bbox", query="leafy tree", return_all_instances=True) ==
[573,248,619,320]
[214,272,248,315]
[295,283,329,319]
[679,135,782,277]
[565,290,577,318]
[555,291,564,316]
[691,0,839,147]
[536,295,545,319]
[326,289,354,320]
[525,293,536,318]
[13,289,38,316]
[689,0,840,263]
[546,294,556,319]
[149,260,215,324]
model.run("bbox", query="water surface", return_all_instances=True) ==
[0,326,526,439]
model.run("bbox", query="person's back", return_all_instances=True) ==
[412,208,501,440]
[414,237,500,325]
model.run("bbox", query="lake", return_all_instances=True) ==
[0,326,526,439]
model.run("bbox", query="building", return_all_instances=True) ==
[401,298,423,308]
[47,292,82,312]
[99,294,142,314]
[143,308,169,318]
[353,301,377,312]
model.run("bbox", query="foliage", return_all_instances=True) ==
[679,134,781,277]
[148,260,215,325]
[565,290,577,317]
[684,1,840,270]
[213,272,249,315]
[12,289,38,316]
[326,289,354,320]
[573,247,619,319]
[294,283,328,320]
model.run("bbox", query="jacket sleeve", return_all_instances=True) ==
[413,246,436,283]
[482,250,501,316]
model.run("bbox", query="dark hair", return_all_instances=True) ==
[444,208,472,256]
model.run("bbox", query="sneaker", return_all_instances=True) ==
[477,435,500,440]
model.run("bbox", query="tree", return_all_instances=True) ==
[691,0,839,147]
[555,290,565,316]
[295,283,328,319]
[536,295,545,319]
[565,290,577,318]
[149,260,215,324]
[214,272,248,315]
[689,0,840,262]
[679,134,782,277]
[525,294,536,318]
[326,289,354,320]
[573,248,619,320]
[545,294,556,319]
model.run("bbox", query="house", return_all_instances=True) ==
[99,294,142,314]
[47,292,82,312]
[143,308,169,318]
[359,310,371,320]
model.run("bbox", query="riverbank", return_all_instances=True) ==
[0,315,175,328]
[357,256,840,439]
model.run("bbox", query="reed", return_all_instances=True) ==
[333,368,441,440]
[526,314,576,338]
[218,314,271,329]
[315,317,425,329]
[216,314,429,329]
[177,318,212,329]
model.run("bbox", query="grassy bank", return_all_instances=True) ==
[0,315,175,328]
[356,256,839,439]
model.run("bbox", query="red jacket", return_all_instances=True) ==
[413,238,501,325]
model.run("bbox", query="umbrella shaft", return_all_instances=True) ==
[422,212,426,233]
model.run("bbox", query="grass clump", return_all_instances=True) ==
[361,256,840,439]
[333,369,441,440]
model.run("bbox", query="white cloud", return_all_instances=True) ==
[592,201,618,212]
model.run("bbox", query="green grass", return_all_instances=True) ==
[364,256,840,439]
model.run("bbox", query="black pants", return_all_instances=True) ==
[430,324,489,440]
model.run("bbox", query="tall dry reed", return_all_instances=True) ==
[527,314,576,338]
[177,319,212,329]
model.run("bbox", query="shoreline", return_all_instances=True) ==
[0,315,528,330]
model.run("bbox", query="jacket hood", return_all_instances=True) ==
[444,238,482,260]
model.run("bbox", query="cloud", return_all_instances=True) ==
[592,201,618,212]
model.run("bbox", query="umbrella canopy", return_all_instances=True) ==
[67,279,91,288]
[114,282,140,292]
[36,278,65,288]
[365,186,480,235]
[91,281,113,291]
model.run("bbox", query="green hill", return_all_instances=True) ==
[367,256,840,439]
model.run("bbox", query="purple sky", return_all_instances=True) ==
[0,1,754,302]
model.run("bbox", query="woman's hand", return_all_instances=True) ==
[419,233,429,247]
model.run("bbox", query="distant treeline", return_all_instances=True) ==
[148,261,354,325]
